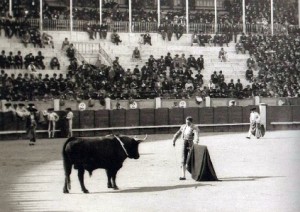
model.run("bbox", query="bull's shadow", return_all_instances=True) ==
[100,183,210,194]
[219,176,285,182]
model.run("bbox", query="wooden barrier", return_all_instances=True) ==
[184,107,200,124]
[155,108,169,134]
[267,106,293,131]
[140,109,155,134]
[72,111,80,137]
[125,109,140,135]
[79,111,95,137]
[213,107,229,132]
[199,107,214,132]
[1,106,300,141]
[109,109,126,134]
[292,106,300,130]
[228,106,243,132]
[94,110,110,136]
[168,108,184,133]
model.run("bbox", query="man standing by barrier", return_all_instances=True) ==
[65,108,73,138]
[26,106,39,146]
[47,108,59,138]
[246,108,262,139]
[172,116,199,180]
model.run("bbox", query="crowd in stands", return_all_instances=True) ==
[241,33,300,97]
[224,0,298,26]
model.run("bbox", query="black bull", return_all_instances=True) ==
[62,135,147,193]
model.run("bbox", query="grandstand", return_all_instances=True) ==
[0,0,299,118]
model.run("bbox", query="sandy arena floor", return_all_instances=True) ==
[0,131,299,212]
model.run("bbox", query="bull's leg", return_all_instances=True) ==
[63,160,72,193]
[111,169,119,190]
[78,168,89,193]
[105,169,112,188]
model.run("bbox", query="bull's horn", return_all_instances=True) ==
[141,134,148,141]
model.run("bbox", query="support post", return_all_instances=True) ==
[205,97,211,107]
[259,103,267,130]
[9,0,12,17]
[105,98,111,110]
[129,0,132,32]
[40,0,43,32]
[155,97,162,109]
[297,0,300,28]
[270,0,274,36]
[70,0,73,39]
[242,0,246,34]
[214,0,217,33]
[99,0,102,24]
[157,0,160,27]
[185,0,189,33]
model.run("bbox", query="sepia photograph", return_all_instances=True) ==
[0,0,299,211]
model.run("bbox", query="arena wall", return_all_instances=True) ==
[1,106,299,140]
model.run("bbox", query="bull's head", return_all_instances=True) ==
[124,135,147,159]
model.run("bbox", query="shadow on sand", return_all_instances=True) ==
[97,183,211,194]
[219,176,285,182]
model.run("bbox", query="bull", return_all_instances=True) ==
[62,134,147,193]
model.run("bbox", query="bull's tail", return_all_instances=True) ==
[62,137,77,190]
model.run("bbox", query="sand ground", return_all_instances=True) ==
[0,131,299,212]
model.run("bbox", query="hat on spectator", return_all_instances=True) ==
[65,108,72,111]
[251,107,257,111]
[5,103,11,107]
[18,103,25,107]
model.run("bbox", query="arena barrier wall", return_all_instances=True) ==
[0,106,300,140]
[199,107,214,132]
[125,109,140,135]
[228,106,244,132]
[94,110,110,136]
[292,106,300,130]
[154,108,169,134]
[140,109,155,134]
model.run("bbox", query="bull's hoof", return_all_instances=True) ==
[107,183,113,188]
[83,189,89,193]
[113,186,119,190]
[63,189,69,194]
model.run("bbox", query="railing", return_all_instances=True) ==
[73,42,100,54]
[21,18,298,34]
[98,43,113,66]
[72,42,113,66]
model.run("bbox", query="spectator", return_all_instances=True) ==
[15,51,23,69]
[35,51,45,70]
[50,57,60,70]
[66,43,76,59]
[0,50,7,69]
[111,30,122,45]
[219,48,227,62]
[61,37,70,50]
[174,23,184,40]
[7,52,15,69]
[42,32,54,48]
[132,47,141,60]
[143,32,152,46]
[166,23,174,41]
[30,29,42,48]
[22,31,31,47]
[191,32,200,46]
[24,53,34,68]
[100,22,108,39]
[158,24,166,40]
[187,55,197,69]
[196,55,204,70]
